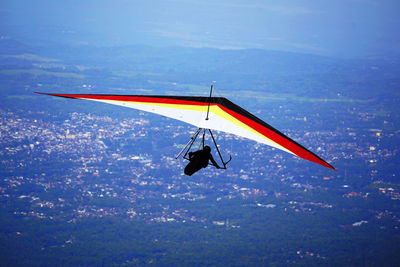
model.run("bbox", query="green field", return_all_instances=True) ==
[0,69,85,79]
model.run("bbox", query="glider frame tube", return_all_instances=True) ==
[175,128,202,159]
[207,129,232,169]
[175,127,231,169]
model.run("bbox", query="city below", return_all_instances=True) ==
[1,109,399,231]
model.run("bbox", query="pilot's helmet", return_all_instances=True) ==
[204,146,211,152]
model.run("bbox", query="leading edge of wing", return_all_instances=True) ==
[34,92,215,105]
[34,92,336,170]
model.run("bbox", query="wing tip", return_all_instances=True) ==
[34,92,79,99]
[35,92,58,97]
[324,162,337,171]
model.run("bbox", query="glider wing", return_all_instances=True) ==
[35,93,336,170]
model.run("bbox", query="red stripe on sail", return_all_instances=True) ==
[217,104,336,170]
[38,93,209,107]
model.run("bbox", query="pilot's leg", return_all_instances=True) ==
[184,160,202,176]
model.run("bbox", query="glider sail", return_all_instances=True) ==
[35,92,336,170]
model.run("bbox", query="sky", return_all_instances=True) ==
[1,0,399,58]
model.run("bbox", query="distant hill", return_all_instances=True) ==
[0,38,34,55]
[1,38,400,102]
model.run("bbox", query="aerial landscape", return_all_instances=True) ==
[1,0,400,266]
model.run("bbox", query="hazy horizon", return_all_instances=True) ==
[1,0,399,58]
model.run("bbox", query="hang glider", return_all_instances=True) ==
[35,90,336,170]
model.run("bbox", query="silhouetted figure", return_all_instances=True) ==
[184,146,220,176]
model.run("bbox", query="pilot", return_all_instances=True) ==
[184,146,220,176]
